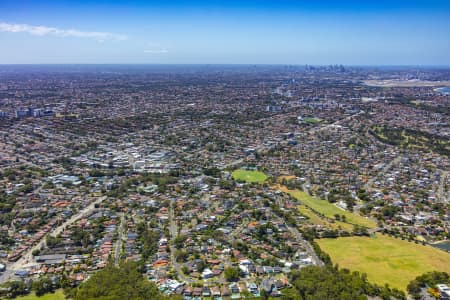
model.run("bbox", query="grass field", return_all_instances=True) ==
[15,290,66,300]
[279,186,376,228]
[302,117,322,124]
[298,205,354,231]
[317,235,450,291]
[232,169,268,183]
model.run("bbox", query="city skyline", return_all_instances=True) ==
[1,0,450,65]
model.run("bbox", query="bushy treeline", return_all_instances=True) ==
[67,261,172,300]
[285,265,406,300]
[407,271,449,300]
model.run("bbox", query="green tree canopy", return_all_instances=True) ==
[224,267,240,282]
[73,261,165,300]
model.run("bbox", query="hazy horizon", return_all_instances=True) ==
[1,0,450,65]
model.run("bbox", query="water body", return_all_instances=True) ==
[435,87,450,95]
[432,241,450,252]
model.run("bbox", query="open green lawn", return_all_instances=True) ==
[302,117,322,124]
[15,290,66,300]
[281,187,376,228]
[298,205,354,231]
[232,169,268,183]
[317,235,450,291]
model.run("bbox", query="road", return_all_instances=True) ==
[272,194,323,267]
[437,170,449,203]
[301,178,312,194]
[168,200,194,284]
[308,111,364,134]
[272,197,323,267]
[0,196,107,283]
[364,155,403,191]
[221,158,244,170]
[286,224,324,267]
[114,213,125,266]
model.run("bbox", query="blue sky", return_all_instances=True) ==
[1,0,450,65]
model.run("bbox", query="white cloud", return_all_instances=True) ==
[0,22,127,41]
[143,49,169,54]
[143,43,169,54]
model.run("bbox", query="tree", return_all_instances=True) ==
[73,261,165,300]
[289,266,406,300]
[181,266,189,275]
[173,235,187,249]
[352,225,369,236]
[224,267,240,282]
[46,235,61,248]
[196,260,207,272]
[32,276,54,296]
[137,222,160,260]
[407,271,449,300]
[175,250,188,263]
[2,281,28,298]
[203,167,221,177]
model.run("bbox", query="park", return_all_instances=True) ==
[232,169,268,183]
[317,234,450,291]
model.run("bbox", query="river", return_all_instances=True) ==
[435,87,450,95]
[432,241,450,252]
